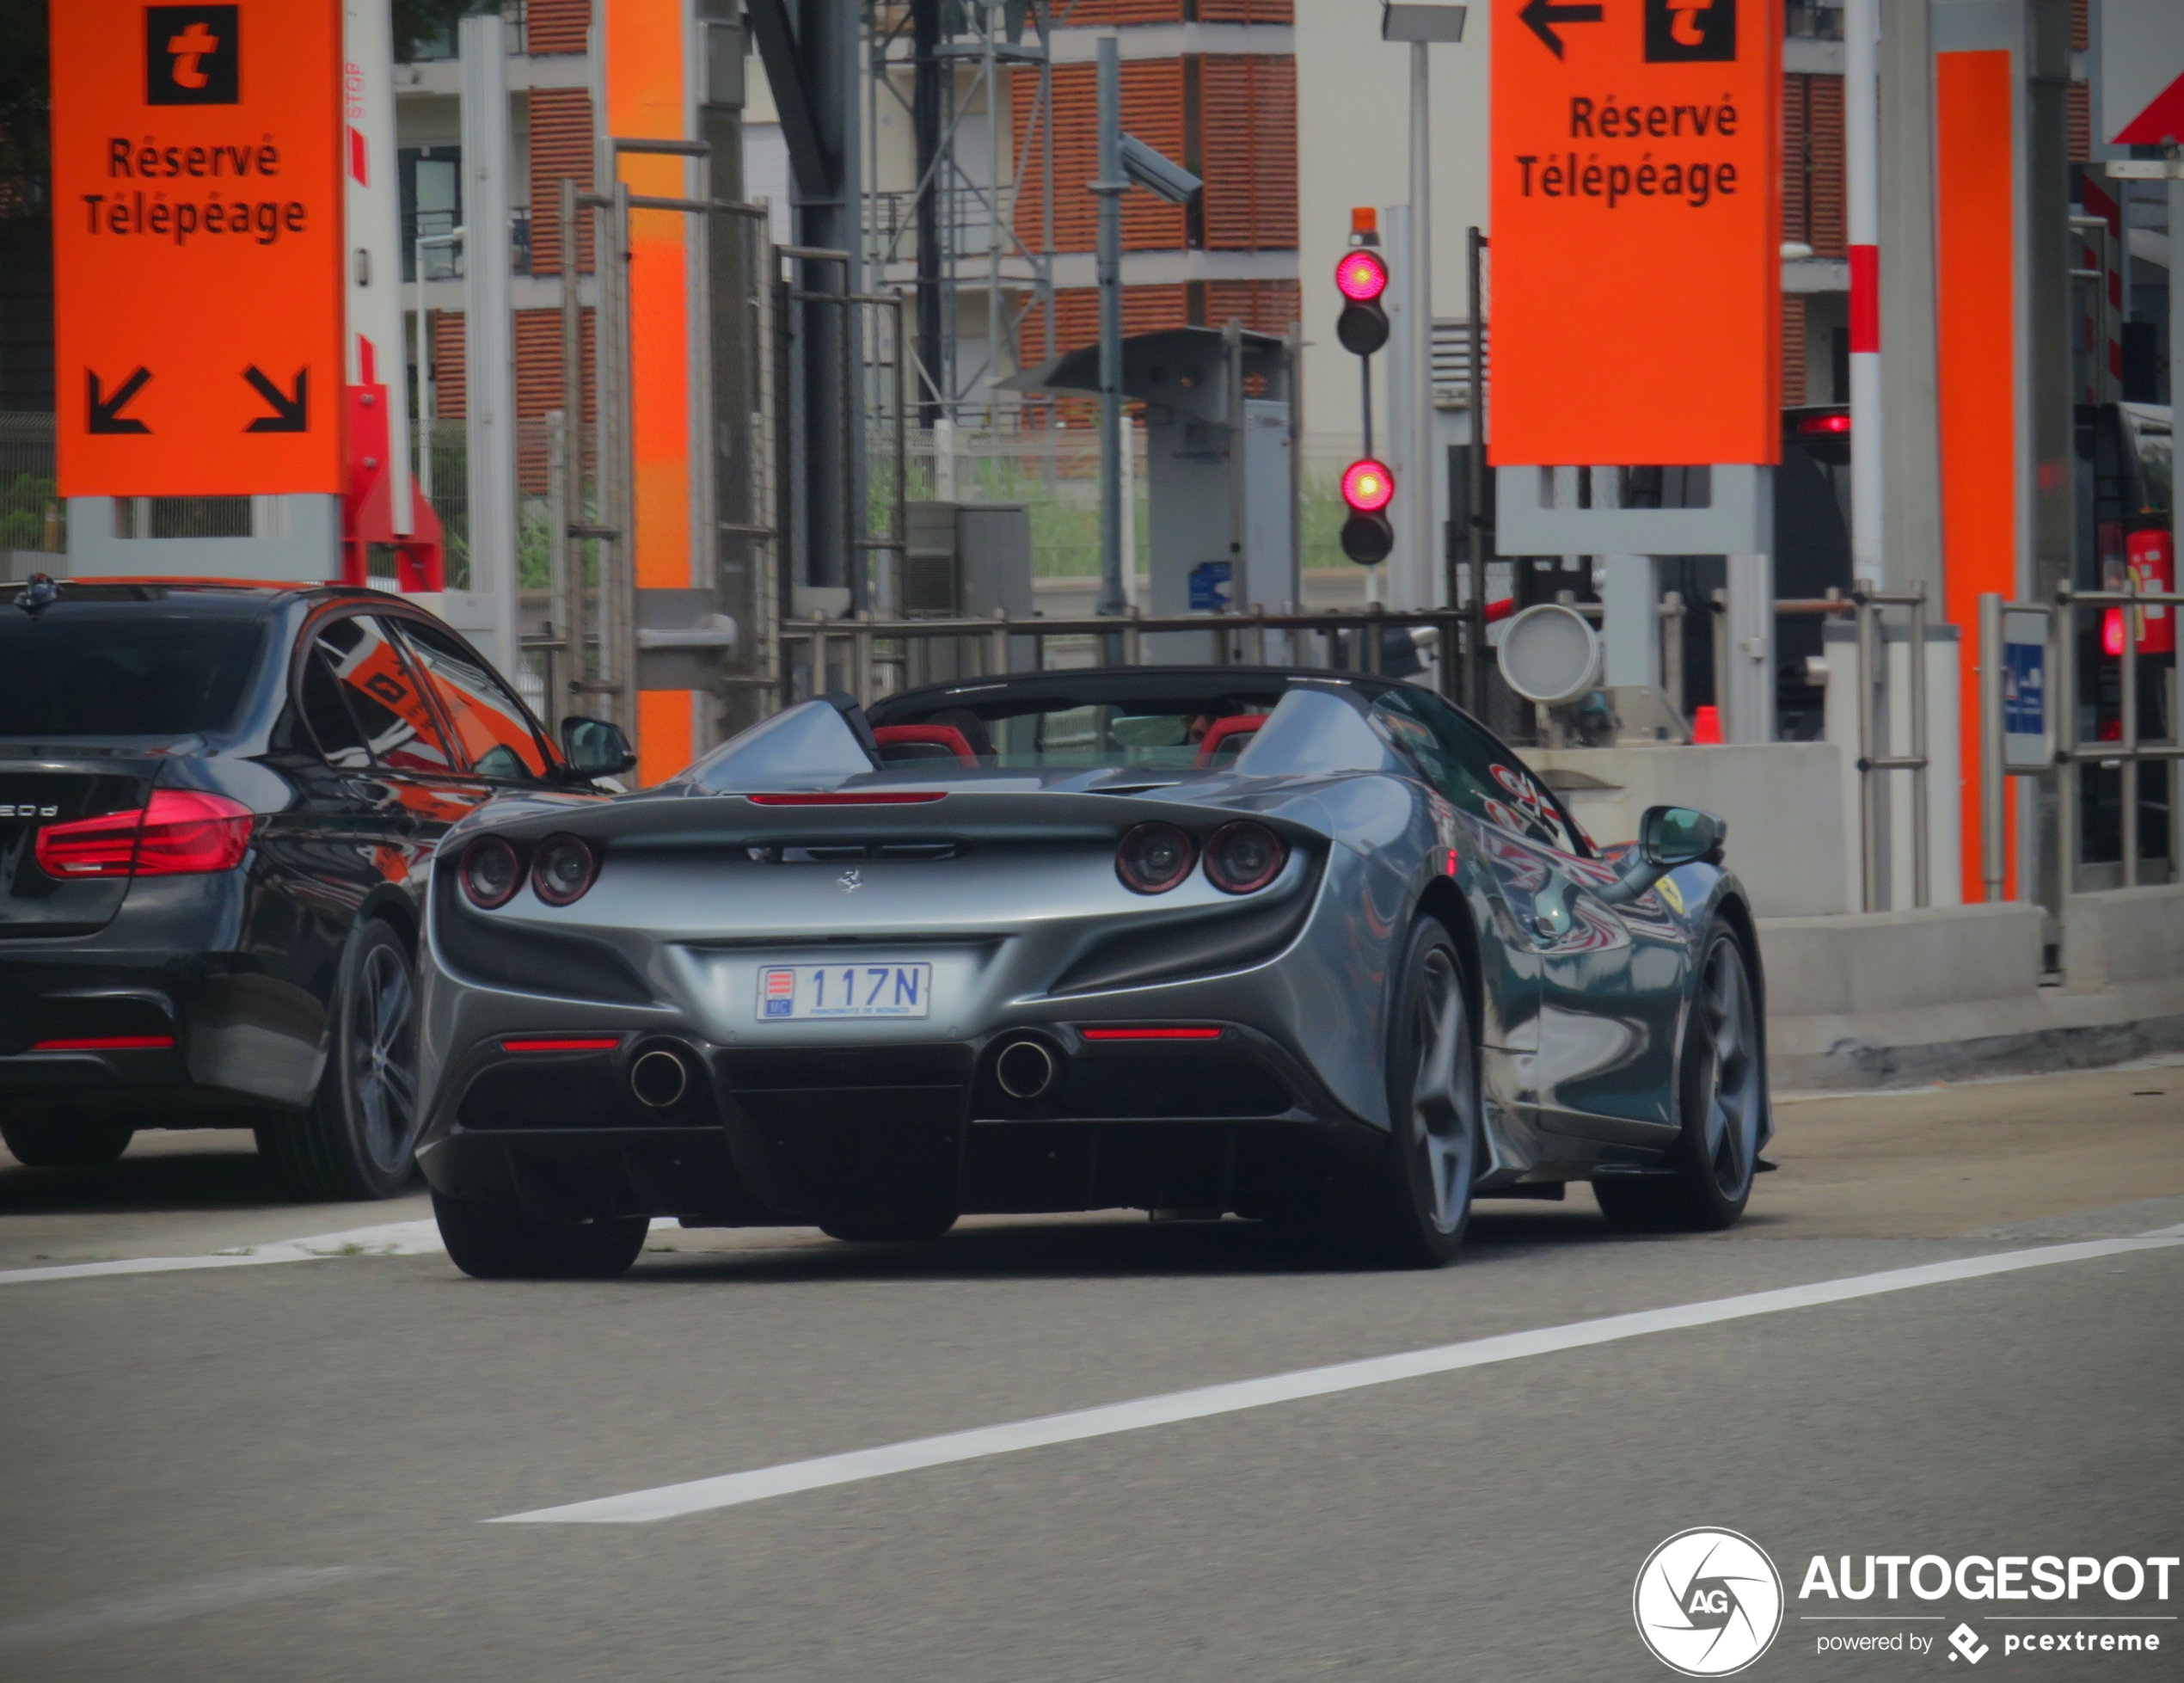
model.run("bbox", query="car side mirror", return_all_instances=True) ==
[561,716,637,779]
[1598,805,1725,906]
[1641,805,1723,868]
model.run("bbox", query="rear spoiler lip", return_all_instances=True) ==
[443,779,1340,851]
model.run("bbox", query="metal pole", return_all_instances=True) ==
[1464,226,1487,716]
[1408,40,1434,612]
[984,9,1003,424]
[2172,147,2183,617]
[558,179,584,722]
[893,292,909,619]
[1844,0,1883,587]
[688,148,716,742]
[546,408,574,727]
[2056,586,2078,906]
[1909,583,1929,907]
[1978,591,2006,902]
[1225,317,1244,603]
[1857,593,1881,911]
[2121,558,2139,889]
[460,12,518,676]
[1093,35,1126,623]
[842,275,862,614]
[610,180,637,736]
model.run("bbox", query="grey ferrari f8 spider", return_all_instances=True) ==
[412,668,1770,1277]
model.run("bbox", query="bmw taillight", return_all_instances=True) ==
[459,836,523,909]
[1203,821,1286,894]
[1116,822,1194,894]
[34,789,255,880]
[530,833,598,906]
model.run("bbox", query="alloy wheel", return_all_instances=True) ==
[349,941,419,1177]
[1409,945,1478,1235]
[1693,936,1761,1202]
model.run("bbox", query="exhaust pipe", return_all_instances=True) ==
[994,1038,1058,1101]
[629,1045,692,1109]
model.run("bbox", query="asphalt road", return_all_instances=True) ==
[3,1061,2181,1682]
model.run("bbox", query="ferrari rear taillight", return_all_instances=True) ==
[34,789,254,879]
[1203,821,1286,894]
[459,836,523,909]
[530,834,598,906]
[1116,821,1194,894]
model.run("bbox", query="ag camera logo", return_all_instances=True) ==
[1634,1528,1785,1676]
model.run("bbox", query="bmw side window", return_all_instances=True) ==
[313,617,460,776]
[390,620,550,783]
[295,650,373,771]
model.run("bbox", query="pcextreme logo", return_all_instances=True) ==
[1635,1528,1786,1676]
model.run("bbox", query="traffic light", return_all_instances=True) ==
[1340,456,1396,566]
[1336,207,1393,565]
[1335,247,1390,356]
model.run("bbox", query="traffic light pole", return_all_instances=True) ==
[1407,39,1433,617]
[1093,35,1127,626]
[1464,225,1488,718]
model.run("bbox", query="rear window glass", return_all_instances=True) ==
[0,606,267,737]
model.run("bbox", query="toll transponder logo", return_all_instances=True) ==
[1635,1528,1785,1676]
[146,5,240,105]
[1644,0,1736,63]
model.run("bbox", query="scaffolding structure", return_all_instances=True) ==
[862,0,1057,429]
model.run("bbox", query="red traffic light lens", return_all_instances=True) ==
[1334,249,1389,303]
[1340,458,1396,513]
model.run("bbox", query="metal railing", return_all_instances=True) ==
[2054,577,2184,893]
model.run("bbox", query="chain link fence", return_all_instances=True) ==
[1,414,64,562]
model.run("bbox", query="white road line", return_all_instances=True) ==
[0,1567,377,1652]
[491,1225,2184,1525]
[0,1219,446,1286]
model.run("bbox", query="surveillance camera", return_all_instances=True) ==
[1119,133,1201,205]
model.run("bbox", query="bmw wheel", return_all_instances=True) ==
[1594,921,1765,1233]
[1356,916,1482,1268]
[257,919,421,1201]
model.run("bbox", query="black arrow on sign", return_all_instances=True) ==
[242,365,309,433]
[1520,0,1604,58]
[87,367,152,433]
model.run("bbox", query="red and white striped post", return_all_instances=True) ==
[1845,0,1882,588]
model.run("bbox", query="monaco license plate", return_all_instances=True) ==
[757,962,934,1021]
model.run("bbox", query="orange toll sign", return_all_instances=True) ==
[1489,0,1780,466]
[51,2,343,495]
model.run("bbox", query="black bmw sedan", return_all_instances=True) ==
[0,575,632,1197]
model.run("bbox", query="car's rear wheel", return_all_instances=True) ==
[1593,923,1764,1233]
[1347,917,1481,1268]
[256,919,420,1201]
[0,1112,135,1168]
[432,1189,650,1280]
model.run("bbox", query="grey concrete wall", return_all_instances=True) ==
[1760,887,2184,1090]
[1761,903,2044,1018]
[2062,886,2184,993]
[1533,742,1853,918]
